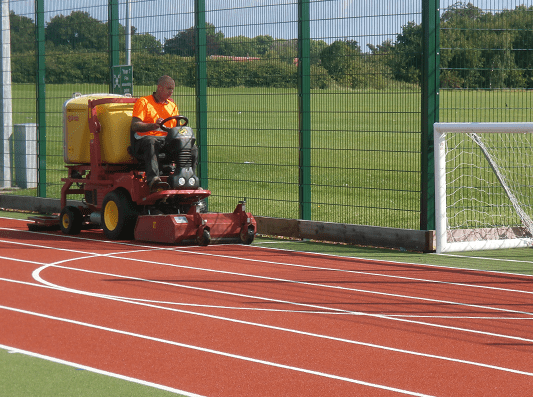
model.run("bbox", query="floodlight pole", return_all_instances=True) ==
[0,0,12,188]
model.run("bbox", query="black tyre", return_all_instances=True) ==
[101,190,138,240]
[59,206,83,235]
[196,228,211,246]
[240,225,255,245]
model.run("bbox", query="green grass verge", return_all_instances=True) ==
[253,236,533,275]
[0,347,182,397]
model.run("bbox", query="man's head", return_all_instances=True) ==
[154,75,175,103]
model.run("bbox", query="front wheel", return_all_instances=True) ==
[240,225,255,245]
[196,228,211,246]
[59,206,83,235]
[101,190,138,240]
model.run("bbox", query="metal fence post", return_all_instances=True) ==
[108,0,120,93]
[35,0,46,197]
[421,0,440,230]
[298,0,311,221]
[195,0,208,191]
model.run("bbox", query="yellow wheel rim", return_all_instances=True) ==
[104,200,119,231]
[61,213,70,229]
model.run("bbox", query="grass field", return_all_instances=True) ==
[7,84,533,230]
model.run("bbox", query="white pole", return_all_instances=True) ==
[433,125,447,254]
[126,0,131,65]
[0,0,12,188]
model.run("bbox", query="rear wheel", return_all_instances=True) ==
[59,206,83,235]
[102,190,138,240]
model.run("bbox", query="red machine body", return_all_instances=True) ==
[37,95,256,246]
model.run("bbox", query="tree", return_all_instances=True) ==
[345,39,362,53]
[441,1,485,23]
[439,3,486,88]
[367,40,393,55]
[133,33,162,55]
[10,11,35,53]
[264,39,298,64]
[366,40,394,87]
[221,35,258,57]
[320,40,365,88]
[253,35,275,56]
[309,39,328,65]
[164,23,224,57]
[508,5,533,87]
[388,21,422,85]
[45,11,109,51]
[219,35,275,57]
[439,2,525,88]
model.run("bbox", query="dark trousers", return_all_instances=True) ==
[133,135,165,183]
[133,136,199,182]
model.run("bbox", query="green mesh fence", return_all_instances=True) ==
[309,1,422,227]
[2,1,531,230]
[440,0,533,122]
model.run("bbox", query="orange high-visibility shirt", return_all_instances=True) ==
[132,94,179,137]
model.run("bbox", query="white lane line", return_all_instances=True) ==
[2,229,533,354]
[3,235,533,340]
[31,264,533,347]
[0,255,47,265]
[0,304,435,397]
[2,232,526,320]
[5,223,533,299]
[35,260,533,320]
[436,252,533,265]
[3,230,533,299]
[0,236,149,259]
[156,248,533,296]
[6,218,533,269]
[2,277,533,377]
[4,234,533,321]
[7,220,533,280]
[0,343,204,396]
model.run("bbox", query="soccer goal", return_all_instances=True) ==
[434,122,533,253]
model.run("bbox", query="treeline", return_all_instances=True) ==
[9,3,533,89]
[389,3,533,88]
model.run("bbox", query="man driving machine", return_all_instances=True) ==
[130,75,198,191]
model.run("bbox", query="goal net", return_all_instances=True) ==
[434,122,533,253]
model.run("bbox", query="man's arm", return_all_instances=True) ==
[130,116,163,133]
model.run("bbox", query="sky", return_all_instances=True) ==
[8,0,533,51]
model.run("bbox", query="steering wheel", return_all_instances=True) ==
[159,115,188,132]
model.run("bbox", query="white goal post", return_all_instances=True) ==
[434,122,533,253]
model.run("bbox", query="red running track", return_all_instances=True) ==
[1,216,533,396]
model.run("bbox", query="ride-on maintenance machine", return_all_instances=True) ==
[29,94,256,246]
